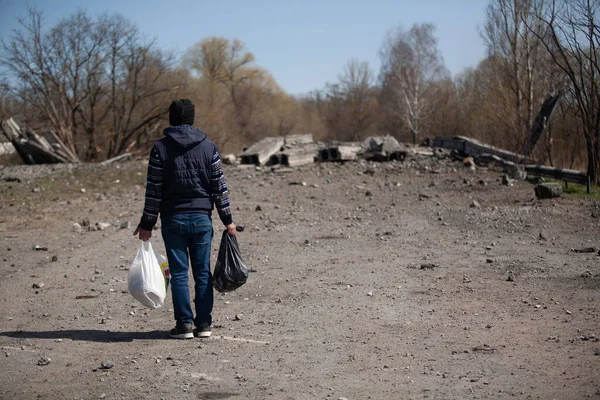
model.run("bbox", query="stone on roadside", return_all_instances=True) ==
[100,360,114,370]
[32,187,41,193]
[222,154,237,165]
[470,200,481,209]
[509,165,527,181]
[72,222,83,232]
[37,357,51,366]
[32,282,45,289]
[96,222,112,231]
[534,183,562,199]
[119,221,131,230]
[463,157,475,170]
[502,175,515,186]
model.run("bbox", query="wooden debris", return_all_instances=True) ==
[472,345,497,353]
[1,117,79,164]
[240,136,284,166]
[571,247,596,253]
[100,153,132,166]
[215,335,269,344]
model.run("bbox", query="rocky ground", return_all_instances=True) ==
[0,155,599,400]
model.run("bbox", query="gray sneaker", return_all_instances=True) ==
[170,322,194,339]
[193,323,212,338]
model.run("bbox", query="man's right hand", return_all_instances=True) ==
[226,223,236,236]
[133,226,152,241]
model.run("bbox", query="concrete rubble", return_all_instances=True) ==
[361,135,407,162]
[236,134,540,182]
[240,136,285,166]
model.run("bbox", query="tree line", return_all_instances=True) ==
[1,1,599,184]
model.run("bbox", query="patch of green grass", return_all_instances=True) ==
[561,182,600,199]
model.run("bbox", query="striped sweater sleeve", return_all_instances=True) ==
[138,145,163,231]
[211,146,233,226]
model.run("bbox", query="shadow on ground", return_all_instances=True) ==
[198,393,239,400]
[0,330,167,342]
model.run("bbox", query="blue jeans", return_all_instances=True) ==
[161,213,213,327]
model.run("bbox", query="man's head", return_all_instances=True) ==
[169,99,195,126]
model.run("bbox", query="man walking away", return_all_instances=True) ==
[134,99,236,339]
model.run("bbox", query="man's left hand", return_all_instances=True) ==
[133,226,152,241]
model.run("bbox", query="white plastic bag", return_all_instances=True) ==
[128,241,166,308]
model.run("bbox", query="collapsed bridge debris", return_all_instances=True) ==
[433,136,531,164]
[1,117,79,164]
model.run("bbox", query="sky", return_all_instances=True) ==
[0,0,488,95]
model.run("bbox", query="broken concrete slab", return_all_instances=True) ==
[318,143,362,162]
[283,134,313,147]
[433,136,531,164]
[240,137,285,166]
[270,143,319,167]
[281,151,317,167]
[362,135,407,162]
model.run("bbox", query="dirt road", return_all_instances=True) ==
[0,158,598,399]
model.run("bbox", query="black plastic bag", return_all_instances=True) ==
[213,228,248,292]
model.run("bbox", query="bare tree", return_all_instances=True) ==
[184,37,256,146]
[320,59,377,141]
[0,8,184,160]
[0,79,15,120]
[526,0,600,183]
[104,19,181,158]
[0,9,101,156]
[482,0,552,154]
[380,23,448,144]
[183,37,229,83]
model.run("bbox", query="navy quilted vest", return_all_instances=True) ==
[154,125,215,215]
